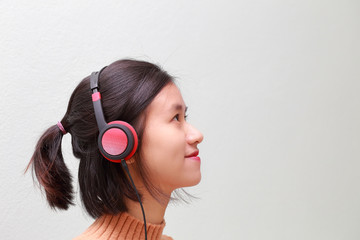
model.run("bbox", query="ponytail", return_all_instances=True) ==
[26,124,73,210]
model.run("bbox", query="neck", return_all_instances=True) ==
[125,163,171,225]
[125,191,169,225]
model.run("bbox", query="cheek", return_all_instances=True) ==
[140,124,201,191]
[143,127,184,162]
[141,126,186,179]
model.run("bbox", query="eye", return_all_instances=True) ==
[173,114,180,121]
[172,113,188,122]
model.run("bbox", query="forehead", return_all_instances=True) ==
[146,83,185,115]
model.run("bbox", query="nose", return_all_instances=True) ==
[186,123,204,145]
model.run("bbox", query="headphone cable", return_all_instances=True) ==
[121,159,148,240]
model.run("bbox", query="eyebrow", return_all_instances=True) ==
[171,103,188,113]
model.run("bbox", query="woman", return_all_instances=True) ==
[27,59,203,240]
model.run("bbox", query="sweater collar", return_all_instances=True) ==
[81,211,166,240]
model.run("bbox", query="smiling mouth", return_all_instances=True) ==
[185,151,200,161]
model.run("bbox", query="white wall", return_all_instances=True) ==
[1,0,359,239]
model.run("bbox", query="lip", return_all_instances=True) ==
[185,150,200,161]
[186,150,199,158]
[188,156,201,161]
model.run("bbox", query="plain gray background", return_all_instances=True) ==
[1,0,359,239]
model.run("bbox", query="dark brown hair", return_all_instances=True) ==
[26,59,173,218]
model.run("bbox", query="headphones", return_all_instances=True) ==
[90,67,139,163]
[90,67,148,239]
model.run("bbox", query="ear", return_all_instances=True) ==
[126,157,135,165]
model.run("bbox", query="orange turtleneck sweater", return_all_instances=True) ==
[73,212,173,240]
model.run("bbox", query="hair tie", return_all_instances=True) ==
[57,121,67,135]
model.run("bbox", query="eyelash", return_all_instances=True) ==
[173,114,188,121]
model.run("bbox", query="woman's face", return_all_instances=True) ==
[140,83,204,194]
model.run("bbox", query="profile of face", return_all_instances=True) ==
[140,83,204,194]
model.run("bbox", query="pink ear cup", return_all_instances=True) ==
[101,128,128,155]
[102,121,138,162]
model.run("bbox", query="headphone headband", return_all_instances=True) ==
[90,66,107,92]
[90,69,107,130]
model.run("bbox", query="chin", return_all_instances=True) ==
[184,173,202,187]
[194,174,202,185]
